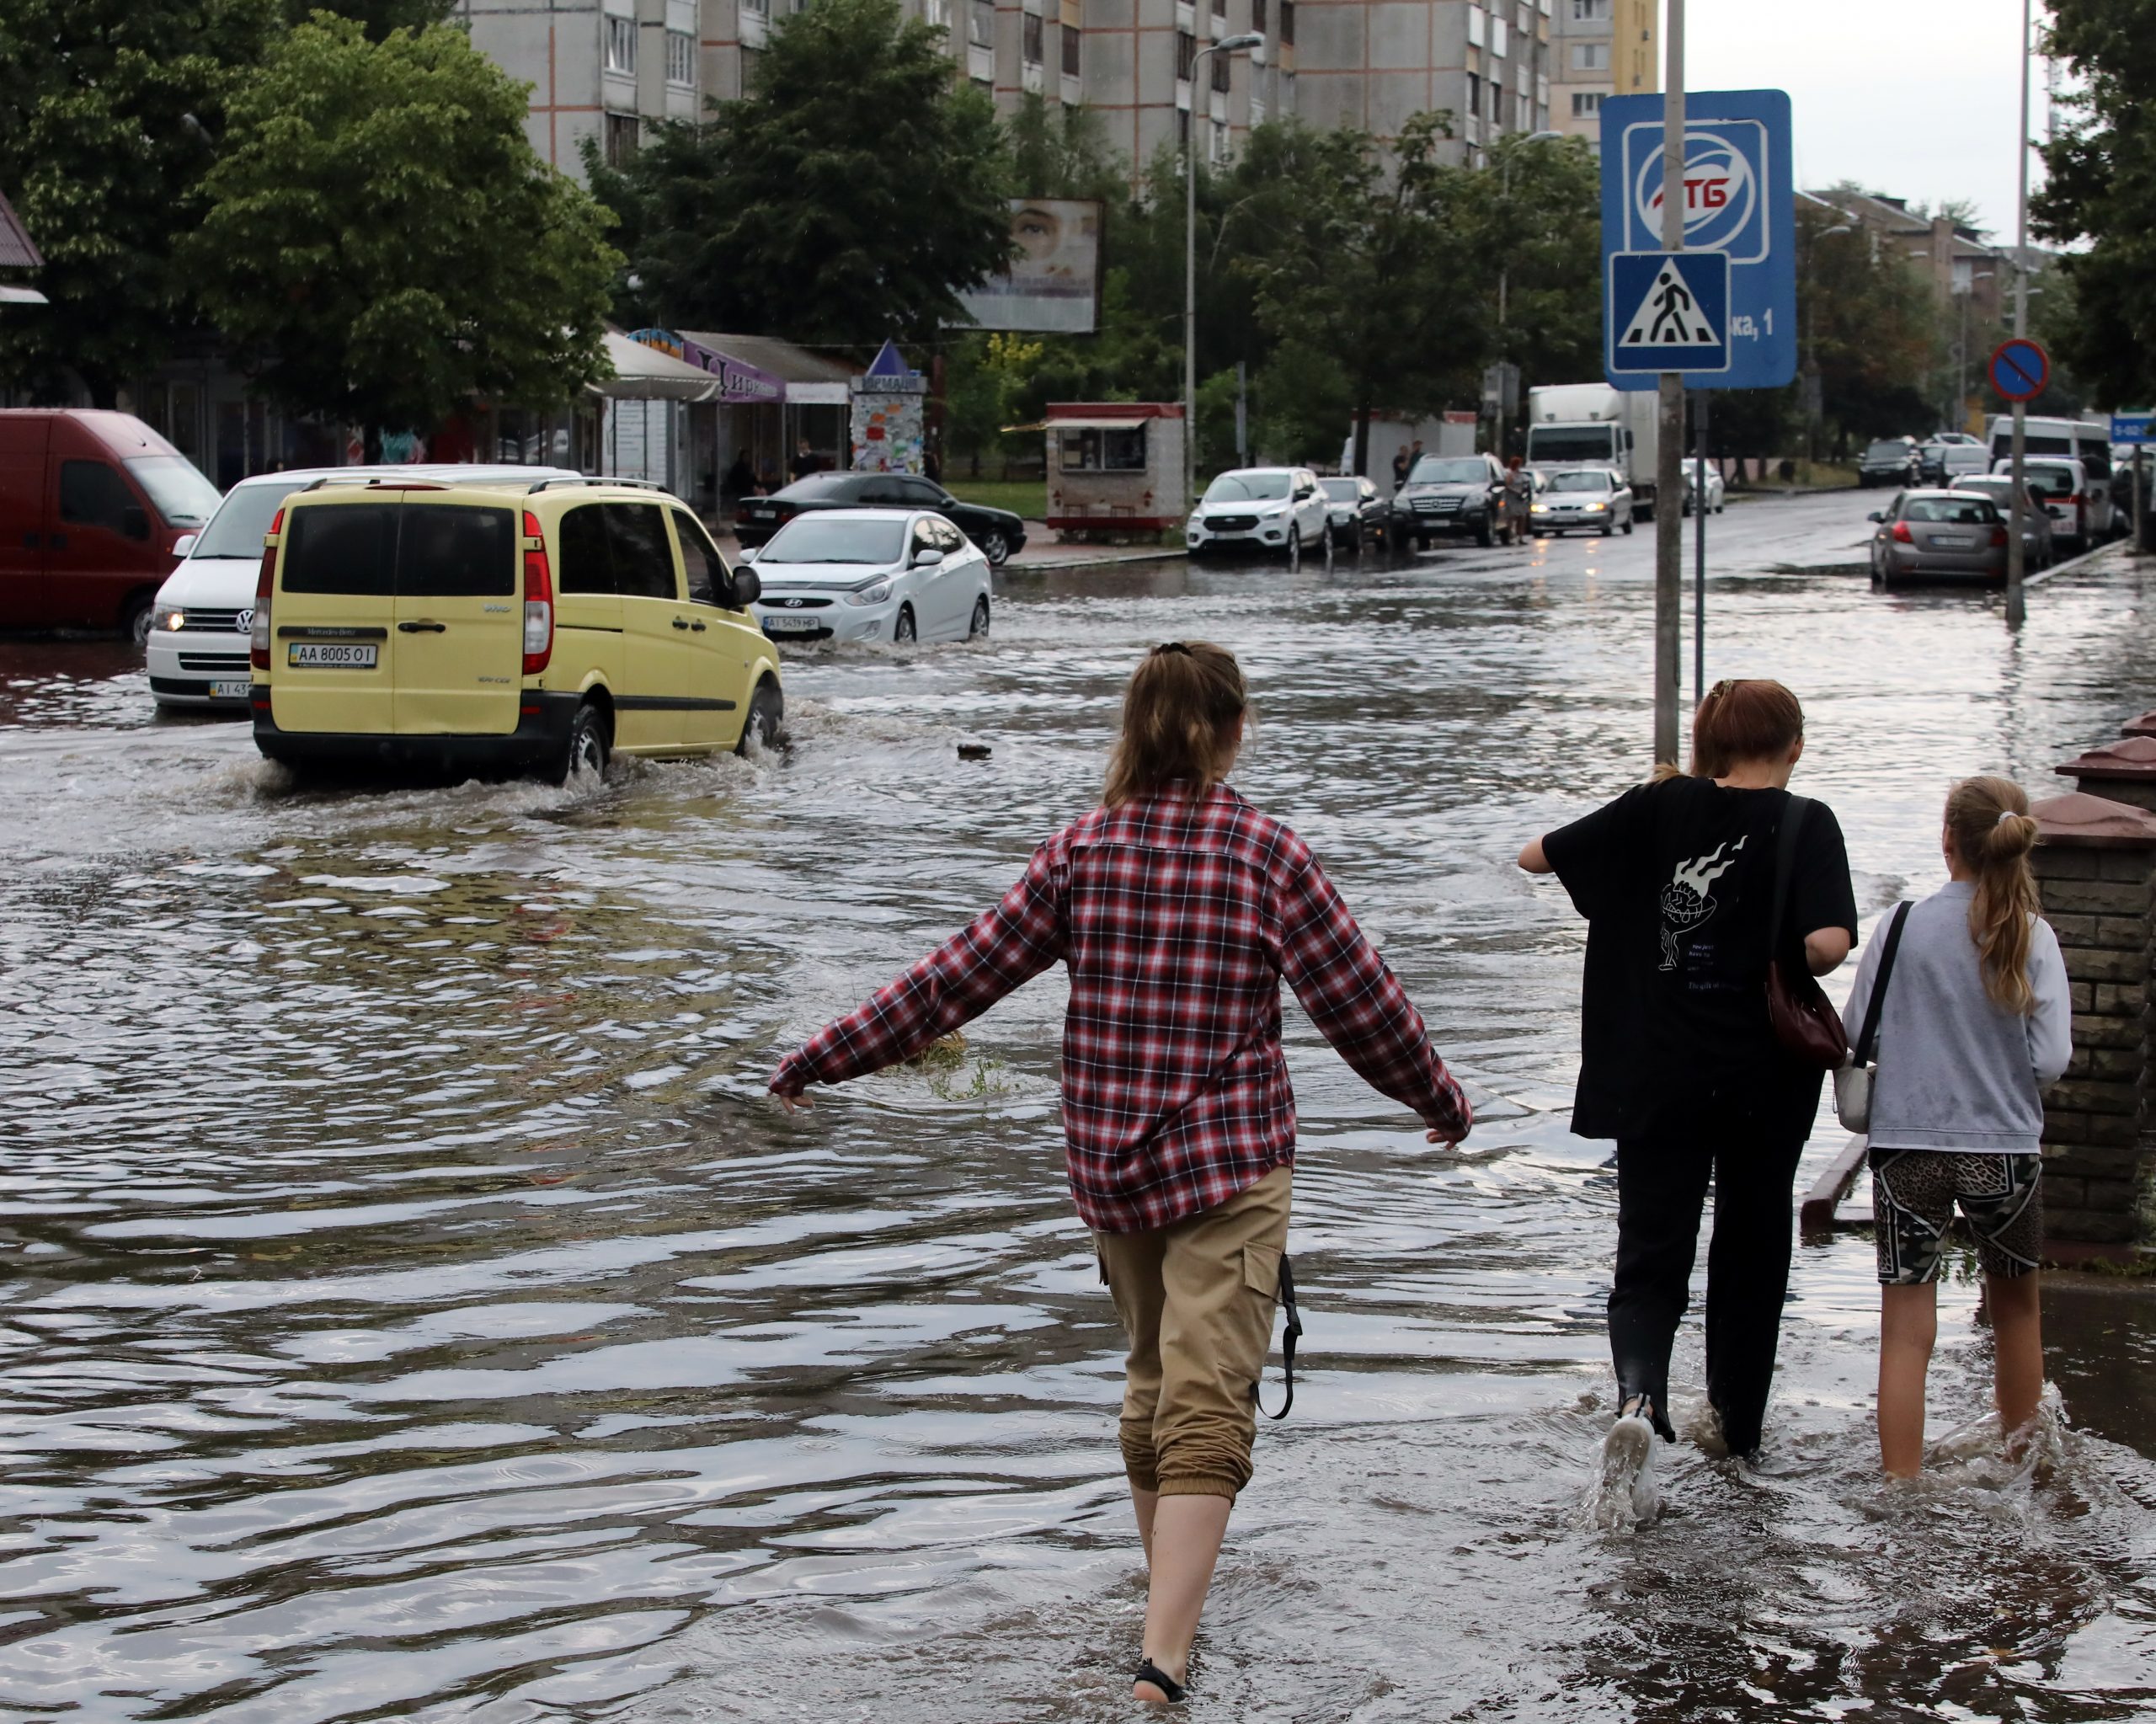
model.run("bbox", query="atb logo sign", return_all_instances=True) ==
[1620,120,1770,264]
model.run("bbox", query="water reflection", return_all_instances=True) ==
[0,506,2151,1719]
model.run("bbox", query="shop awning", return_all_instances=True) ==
[591,330,724,403]
[678,329,857,407]
[1045,417,1157,431]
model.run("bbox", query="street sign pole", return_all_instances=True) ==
[1694,392,1709,707]
[2007,0,2032,626]
[1654,0,1685,766]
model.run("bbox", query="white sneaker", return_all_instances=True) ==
[1590,1411,1659,1529]
[1685,1400,1732,1459]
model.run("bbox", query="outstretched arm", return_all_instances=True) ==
[771,844,1068,1102]
[1273,846,1472,1144]
[1518,836,1552,874]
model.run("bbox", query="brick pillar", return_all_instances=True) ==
[2054,735,2156,812]
[2031,789,2156,1256]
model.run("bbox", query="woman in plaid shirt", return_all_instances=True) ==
[771,641,1471,1705]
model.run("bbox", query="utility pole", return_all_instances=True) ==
[1653,0,1685,765]
[2006,0,2031,627]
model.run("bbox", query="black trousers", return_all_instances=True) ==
[1609,1127,1806,1455]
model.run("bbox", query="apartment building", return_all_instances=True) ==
[1546,0,1655,149]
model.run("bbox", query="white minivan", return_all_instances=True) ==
[1993,456,2106,553]
[147,464,577,709]
[1986,417,2116,540]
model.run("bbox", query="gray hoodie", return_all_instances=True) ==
[1841,881,2071,1154]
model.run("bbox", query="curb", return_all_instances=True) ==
[2025,537,2135,590]
[1005,547,1188,575]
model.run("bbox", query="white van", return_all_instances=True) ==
[1993,455,2100,552]
[1987,417,2116,538]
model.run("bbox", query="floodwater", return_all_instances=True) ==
[1,491,2153,1721]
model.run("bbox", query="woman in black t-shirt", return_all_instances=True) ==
[1519,680,1857,1502]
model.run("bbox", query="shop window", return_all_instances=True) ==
[1060,427,1149,473]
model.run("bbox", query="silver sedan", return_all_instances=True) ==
[1531,467,1636,536]
[1867,489,2009,586]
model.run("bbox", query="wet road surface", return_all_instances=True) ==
[1,489,2153,1721]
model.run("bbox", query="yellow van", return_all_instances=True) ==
[248,476,782,780]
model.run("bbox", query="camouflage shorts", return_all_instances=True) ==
[1870,1149,2043,1285]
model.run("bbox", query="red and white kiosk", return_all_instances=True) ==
[1043,403,1184,543]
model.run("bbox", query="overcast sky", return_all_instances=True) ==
[1687,0,2051,241]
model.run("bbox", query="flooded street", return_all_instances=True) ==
[3,488,2153,1721]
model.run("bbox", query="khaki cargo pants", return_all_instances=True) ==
[1095,1164,1292,1501]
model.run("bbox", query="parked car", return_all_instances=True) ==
[1319,474,1389,551]
[1185,467,1331,565]
[1995,455,2105,552]
[1948,473,2055,568]
[1391,452,1508,547]
[746,509,991,646]
[1866,488,2009,586]
[733,471,1025,565]
[1918,436,1992,486]
[0,408,223,643]
[1533,466,1636,536]
[1680,458,1725,515]
[1858,437,1922,488]
[148,465,579,711]
[251,476,781,781]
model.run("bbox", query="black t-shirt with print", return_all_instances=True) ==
[1542,776,1859,1141]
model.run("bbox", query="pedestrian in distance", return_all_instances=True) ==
[768,642,1473,1706]
[789,439,819,483]
[1503,455,1533,545]
[1391,442,1412,491]
[1518,679,1857,1514]
[1840,777,2068,1477]
[722,449,756,507]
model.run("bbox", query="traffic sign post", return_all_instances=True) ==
[1598,89,1796,394]
[1989,338,2049,402]
[2109,411,2151,445]
[1986,336,2050,624]
[1607,251,1731,375]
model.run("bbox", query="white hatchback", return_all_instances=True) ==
[747,508,992,646]
[1186,467,1332,563]
[146,463,576,709]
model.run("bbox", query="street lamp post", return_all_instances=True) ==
[1185,31,1264,515]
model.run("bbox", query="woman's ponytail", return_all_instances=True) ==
[1945,776,2043,1014]
[1104,642,1248,807]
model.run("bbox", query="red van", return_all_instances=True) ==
[0,410,223,643]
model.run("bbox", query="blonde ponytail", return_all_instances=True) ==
[1945,776,2042,1014]
[1103,642,1248,807]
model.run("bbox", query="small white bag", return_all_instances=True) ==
[1832,901,1909,1134]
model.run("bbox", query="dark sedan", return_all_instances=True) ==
[734,472,1027,565]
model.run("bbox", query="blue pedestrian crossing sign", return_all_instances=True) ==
[1599,89,1796,392]
[1607,251,1729,375]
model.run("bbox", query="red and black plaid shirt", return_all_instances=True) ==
[770,782,1470,1234]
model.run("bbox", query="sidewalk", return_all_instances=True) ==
[1006,526,1185,575]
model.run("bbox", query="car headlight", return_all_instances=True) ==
[1531,504,1549,514]
[843,583,892,607]
[153,604,184,632]
[1587,502,1607,512]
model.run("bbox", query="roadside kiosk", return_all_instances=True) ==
[1043,403,1184,544]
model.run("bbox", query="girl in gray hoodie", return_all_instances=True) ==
[1840,776,2071,1476]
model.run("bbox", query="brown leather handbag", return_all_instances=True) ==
[1764,795,1849,1068]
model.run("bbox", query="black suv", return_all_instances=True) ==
[1858,438,1921,488]
[735,472,1027,565]
[1391,452,1508,548]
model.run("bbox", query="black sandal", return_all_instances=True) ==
[1134,1658,1187,1704]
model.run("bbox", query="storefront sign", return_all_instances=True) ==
[628,328,787,404]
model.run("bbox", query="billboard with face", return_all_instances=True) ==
[956,199,1103,334]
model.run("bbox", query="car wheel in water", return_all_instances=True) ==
[894,605,917,644]
[968,595,990,638]
[1622,513,1634,535]
[1417,533,1432,552]
[1321,526,1334,572]
[125,599,154,649]
[979,529,1010,567]
[738,680,784,755]
[558,702,610,785]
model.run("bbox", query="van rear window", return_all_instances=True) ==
[280,502,515,596]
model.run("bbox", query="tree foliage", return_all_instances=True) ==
[184,15,617,440]
[1796,203,1940,452]
[2035,0,2156,406]
[590,0,1011,346]
[0,0,279,403]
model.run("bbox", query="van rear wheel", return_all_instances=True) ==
[558,702,610,785]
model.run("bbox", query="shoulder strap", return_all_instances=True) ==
[1770,793,1811,951]
[1854,901,1912,1064]
[1251,1255,1300,1422]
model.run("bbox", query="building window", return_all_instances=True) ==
[604,111,639,165]
[1278,0,1294,43]
[1061,20,1081,75]
[923,0,947,23]
[603,14,636,74]
[1490,15,1507,54]
[1570,41,1608,70]
[742,0,768,14]
[1468,4,1484,46]
[664,29,695,86]
[1209,119,1228,162]
[1177,107,1191,146]
[1466,71,1481,118]
[1211,45,1230,89]
[1022,11,1043,62]
[1251,0,1265,29]
[1177,29,1196,78]
[1571,90,1603,118]
[969,1,992,44]
[1572,0,1609,15]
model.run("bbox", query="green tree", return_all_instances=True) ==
[591,0,1011,345]
[2035,0,2156,406]
[1796,203,1939,455]
[0,0,279,403]
[184,15,616,448]
[286,0,454,33]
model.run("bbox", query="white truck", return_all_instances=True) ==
[1524,383,1660,520]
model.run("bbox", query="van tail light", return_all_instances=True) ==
[1989,526,2009,548]
[249,505,282,671]
[521,509,553,675]
[1890,520,1914,543]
